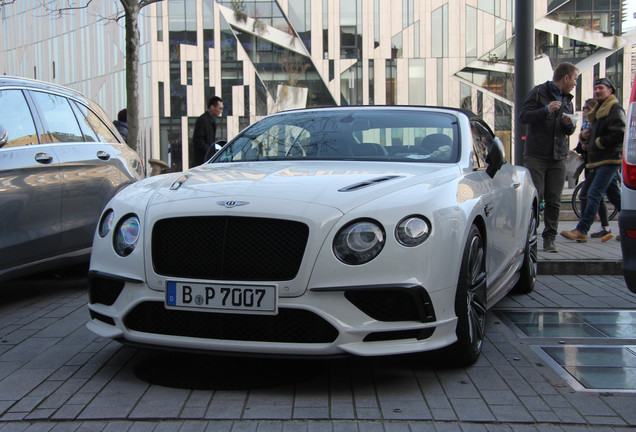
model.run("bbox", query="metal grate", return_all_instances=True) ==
[88,276,125,306]
[345,288,436,322]
[124,302,339,343]
[152,216,309,281]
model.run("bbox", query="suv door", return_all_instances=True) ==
[0,88,62,270]
[27,90,126,255]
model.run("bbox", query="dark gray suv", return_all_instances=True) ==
[0,76,144,281]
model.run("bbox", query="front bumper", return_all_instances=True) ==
[86,275,459,357]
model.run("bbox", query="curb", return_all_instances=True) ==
[538,259,623,275]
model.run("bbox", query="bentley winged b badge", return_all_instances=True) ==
[217,200,249,208]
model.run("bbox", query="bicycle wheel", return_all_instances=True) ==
[571,182,584,219]
[570,181,618,221]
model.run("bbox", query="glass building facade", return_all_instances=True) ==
[1,0,633,171]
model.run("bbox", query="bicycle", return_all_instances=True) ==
[570,181,619,221]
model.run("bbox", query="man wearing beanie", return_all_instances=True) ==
[561,77,625,243]
[519,62,578,253]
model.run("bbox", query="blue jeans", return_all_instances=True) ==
[575,164,621,234]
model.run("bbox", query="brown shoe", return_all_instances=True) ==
[601,233,614,242]
[560,229,588,242]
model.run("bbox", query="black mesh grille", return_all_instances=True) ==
[364,328,435,342]
[152,216,309,281]
[345,288,436,323]
[124,302,339,343]
[88,277,125,306]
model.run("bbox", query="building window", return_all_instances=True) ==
[386,59,397,105]
[478,0,495,15]
[461,82,472,111]
[403,0,414,29]
[323,0,329,58]
[202,0,214,53]
[369,59,375,105]
[374,0,380,49]
[431,5,448,58]
[408,59,425,105]
[391,33,403,59]
[466,6,477,61]
[157,1,163,42]
[340,62,362,106]
[340,0,361,59]
[495,17,506,46]
[414,21,420,58]
[437,59,443,106]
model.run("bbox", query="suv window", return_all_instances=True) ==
[71,100,119,143]
[29,91,84,143]
[0,89,39,147]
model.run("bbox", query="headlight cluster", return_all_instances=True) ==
[98,210,141,257]
[333,216,431,265]
[396,215,431,246]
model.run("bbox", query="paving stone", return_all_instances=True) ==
[448,398,495,422]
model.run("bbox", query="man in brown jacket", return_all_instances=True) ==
[561,78,625,242]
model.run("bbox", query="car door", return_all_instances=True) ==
[27,90,125,255]
[470,120,518,286]
[0,88,62,271]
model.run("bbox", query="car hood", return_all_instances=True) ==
[149,161,460,213]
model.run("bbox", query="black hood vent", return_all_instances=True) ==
[338,175,403,192]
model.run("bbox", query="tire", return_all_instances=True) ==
[441,224,487,367]
[512,207,537,294]
[571,181,618,221]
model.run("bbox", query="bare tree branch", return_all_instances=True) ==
[0,0,16,6]
[39,0,94,17]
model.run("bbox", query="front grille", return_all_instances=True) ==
[88,277,125,306]
[124,302,339,343]
[152,216,309,281]
[345,287,436,323]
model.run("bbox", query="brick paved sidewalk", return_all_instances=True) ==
[0,267,635,431]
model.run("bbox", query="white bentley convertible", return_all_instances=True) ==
[87,106,537,366]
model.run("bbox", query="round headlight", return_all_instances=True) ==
[333,220,385,265]
[114,214,140,257]
[396,216,431,247]
[98,209,114,238]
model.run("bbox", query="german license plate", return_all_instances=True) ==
[165,281,277,315]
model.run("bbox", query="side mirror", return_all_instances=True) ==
[204,140,228,162]
[0,125,7,148]
[485,137,505,178]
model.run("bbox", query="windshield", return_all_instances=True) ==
[213,109,460,163]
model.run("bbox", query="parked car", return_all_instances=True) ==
[620,75,636,293]
[87,106,537,366]
[0,76,144,281]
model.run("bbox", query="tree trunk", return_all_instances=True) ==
[122,0,141,156]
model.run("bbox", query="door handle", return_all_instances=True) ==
[512,181,521,189]
[97,151,111,160]
[34,152,53,164]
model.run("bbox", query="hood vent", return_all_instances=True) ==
[338,175,404,192]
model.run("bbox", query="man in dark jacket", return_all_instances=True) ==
[190,96,223,167]
[561,77,625,242]
[113,109,128,143]
[519,62,578,252]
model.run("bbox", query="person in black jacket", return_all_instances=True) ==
[113,109,128,143]
[561,77,625,243]
[190,96,223,167]
[519,62,578,253]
